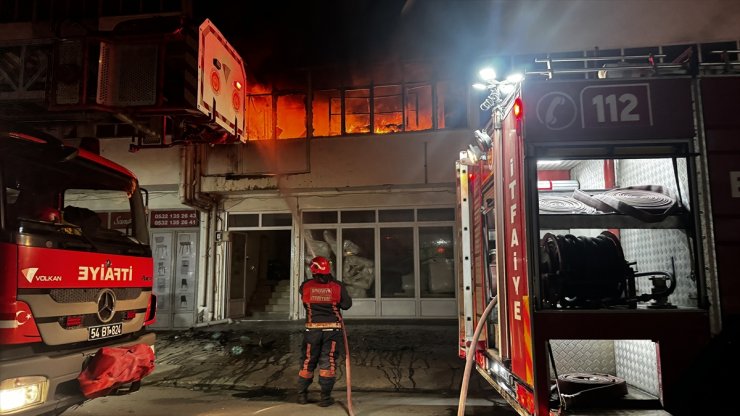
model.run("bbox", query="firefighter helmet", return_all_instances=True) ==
[309,256,331,275]
[36,207,62,223]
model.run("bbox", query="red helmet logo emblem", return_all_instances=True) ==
[309,256,331,275]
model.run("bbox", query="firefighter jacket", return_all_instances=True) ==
[300,277,352,329]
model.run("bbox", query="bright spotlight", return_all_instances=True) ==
[472,83,488,90]
[479,67,496,82]
[506,73,524,83]
[500,83,516,96]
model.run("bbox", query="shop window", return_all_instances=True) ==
[229,214,259,227]
[374,85,403,134]
[303,211,338,224]
[262,213,292,226]
[276,94,306,139]
[304,229,337,279]
[342,228,375,298]
[380,227,414,297]
[312,90,341,137]
[418,208,455,221]
[419,227,455,298]
[379,209,414,222]
[246,95,273,140]
[341,210,376,223]
[345,89,370,134]
[405,84,433,131]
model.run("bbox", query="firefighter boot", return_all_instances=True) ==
[318,376,335,407]
[297,377,311,405]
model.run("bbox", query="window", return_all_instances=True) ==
[379,209,414,222]
[302,207,456,309]
[374,85,403,133]
[418,208,455,221]
[380,227,414,297]
[303,211,338,224]
[246,95,272,140]
[405,84,433,131]
[419,227,455,298]
[262,213,292,227]
[345,89,371,134]
[312,90,341,137]
[304,228,337,280]
[277,94,306,139]
[341,210,376,223]
[437,81,467,129]
[342,228,375,298]
[229,214,258,227]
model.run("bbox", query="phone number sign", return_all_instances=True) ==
[522,78,694,142]
[150,210,199,228]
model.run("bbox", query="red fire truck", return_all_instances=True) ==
[0,124,156,416]
[457,52,740,415]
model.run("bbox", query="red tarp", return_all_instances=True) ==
[77,344,155,399]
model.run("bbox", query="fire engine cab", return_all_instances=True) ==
[457,52,740,415]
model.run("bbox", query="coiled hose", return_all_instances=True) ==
[457,296,498,416]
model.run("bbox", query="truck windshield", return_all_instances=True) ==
[1,144,150,256]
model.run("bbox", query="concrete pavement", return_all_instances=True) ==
[63,385,515,416]
[145,319,493,395]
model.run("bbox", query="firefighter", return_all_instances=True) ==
[297,256,352,407]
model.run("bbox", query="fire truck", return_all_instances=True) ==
[0,15,246,415]
[456,50,740,415]
[0,124,156,416]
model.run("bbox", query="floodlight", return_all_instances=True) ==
[479,67,496,82]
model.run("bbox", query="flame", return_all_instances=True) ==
[244,66,459,140]
[276,94,306,139]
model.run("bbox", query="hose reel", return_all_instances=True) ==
[540,231,633,308]
[540,231,677,308]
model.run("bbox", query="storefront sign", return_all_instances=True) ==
[110,212,132,230]
[150,210,199,228]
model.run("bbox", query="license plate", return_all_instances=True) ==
[88,323,123,340]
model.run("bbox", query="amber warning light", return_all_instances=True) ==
[513,98,523,119]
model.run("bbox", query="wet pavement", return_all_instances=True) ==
[145,319,494,394]
[63,385,512,415]
[62,319,514,415]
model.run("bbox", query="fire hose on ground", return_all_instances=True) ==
[339,314,356,416]
[457,295,498,416]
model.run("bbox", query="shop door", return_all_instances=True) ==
[150,230,199,329]
[227,229,292,320]
[227,232,248,318]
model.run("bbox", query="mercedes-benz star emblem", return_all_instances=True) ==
[96,289,117,323]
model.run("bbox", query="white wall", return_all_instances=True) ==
[100,139,181,188]
[204,130,469,194]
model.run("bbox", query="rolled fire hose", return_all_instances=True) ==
[338,314,356,416]
[457,296,498,416]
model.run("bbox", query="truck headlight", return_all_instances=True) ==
[0,376,48,413]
